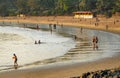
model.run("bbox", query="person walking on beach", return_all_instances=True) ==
[80,27,83,34]
[12,53,18,66]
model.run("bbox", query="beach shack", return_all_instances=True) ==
[73,11,93,19]
[17,14,26,18]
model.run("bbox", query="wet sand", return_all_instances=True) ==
[0,54,120,78]
[0,16,120,78]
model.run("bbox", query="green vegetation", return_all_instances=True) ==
[0,0,119,17]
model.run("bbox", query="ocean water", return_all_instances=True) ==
[54,27,120,63]
[0,26,75,71]
[0,25,120,71]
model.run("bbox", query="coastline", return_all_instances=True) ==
[0,54,120,78]
[0,16,120,34]
[0,16,120,78]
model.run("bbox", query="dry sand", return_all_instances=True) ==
[0,16,120,78]
[0,16,120,34]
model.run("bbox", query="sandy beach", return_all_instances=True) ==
[0,54,120,78]
[0,16,120,78]
[0,16,120,34]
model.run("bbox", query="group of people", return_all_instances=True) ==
[35,40,41,44]
[12,40,41,68]
[92,36,98,50]
[11,36,98,69]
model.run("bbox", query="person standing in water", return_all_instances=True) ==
[38,40,41,44]
[35,40,37,44]
[12,53,18,66]
[92,36,98,50]
[95,36,98,50]
[92,36,96,50]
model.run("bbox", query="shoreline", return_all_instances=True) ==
[0,16,120,78]
[0,54,120,78]
[0,16,120,34]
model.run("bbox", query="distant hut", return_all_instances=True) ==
[17,14,26,18]
[73,11,93,19]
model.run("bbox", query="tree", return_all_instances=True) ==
[16,0,29,14]
[114,0,120,12]
[96,0,115,16]
[79,0,87,11]
[0,0,119,16]
[0,3,9,16]
[79,0,97,11]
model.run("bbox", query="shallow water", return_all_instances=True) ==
[0,25,120,72]
[0,26,75,71]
